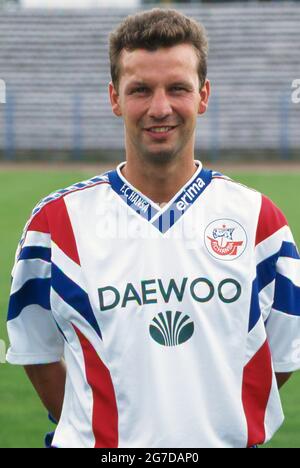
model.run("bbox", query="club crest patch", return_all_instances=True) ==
[204,219,247,261]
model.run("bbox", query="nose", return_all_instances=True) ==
[147,89,173,120]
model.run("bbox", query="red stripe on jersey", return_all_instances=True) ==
[242,340,273,447]
[45,197,80,265]
[27,207,49,234]
[255,195,287,246]
[73,325,119,448]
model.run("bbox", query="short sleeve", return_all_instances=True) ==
[6,207,64,365]
[255,195,300,373]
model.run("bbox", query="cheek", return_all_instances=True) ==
[174,97,199,118]
[123,99,146,121]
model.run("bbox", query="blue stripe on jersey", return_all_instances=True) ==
[256,242,299,294]
[7,278,51,321]
[51,263,102,339]
[280,241,300,259]
[152,168,213,234]
[57,189,70,194]
[91,175,110,183]
[109,165,213,234]
[27,174,110,223]
[248,279,261,332]
[256,252,278,293]
[152,204,185,234]
[273,273,300,316]
[108,169,159,223]
[169,209,175,228]
[19,246,51,263]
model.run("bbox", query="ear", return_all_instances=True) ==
[198,79,210,115]
[109,81,122,117]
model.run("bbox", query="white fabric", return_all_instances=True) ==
[6,163,300,448]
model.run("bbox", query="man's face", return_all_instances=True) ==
[109,43,210,165]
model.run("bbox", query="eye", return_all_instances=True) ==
[171,86,186,92]
[132,87,149,94]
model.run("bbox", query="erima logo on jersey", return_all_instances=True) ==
[98,277,242,311]
[149,311,194,347]
[176,177,206,212]
[120,183,150,214]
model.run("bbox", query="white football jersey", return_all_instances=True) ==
[6,161,300,448]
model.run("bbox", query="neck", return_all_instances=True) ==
[121,156,198,205]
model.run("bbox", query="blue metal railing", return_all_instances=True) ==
[72,94,83,161]
[0,90,296,161]
[209,92,220,162]
[4,91,15,161]
[279,91,291,160]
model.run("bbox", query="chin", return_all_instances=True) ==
[142,148,180,165]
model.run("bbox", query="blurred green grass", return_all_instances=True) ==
[0,169,299,448]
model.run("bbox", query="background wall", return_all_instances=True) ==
[0,3,299,161]
[0,1,300,449]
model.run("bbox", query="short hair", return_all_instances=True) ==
[109,8,208,92]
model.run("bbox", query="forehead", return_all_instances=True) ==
[119,43,199,85]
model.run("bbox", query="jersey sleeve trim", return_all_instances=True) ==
[6,350,63,365]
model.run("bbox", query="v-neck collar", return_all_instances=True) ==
[108,160,212,234]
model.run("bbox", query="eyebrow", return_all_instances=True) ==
[127,80,194,89]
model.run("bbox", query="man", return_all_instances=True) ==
[6,8,300,448]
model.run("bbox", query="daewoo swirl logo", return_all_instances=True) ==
[149,311,194,347]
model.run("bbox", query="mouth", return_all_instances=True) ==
[143,125,179,139]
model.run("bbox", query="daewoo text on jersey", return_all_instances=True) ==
[7,161,300,448]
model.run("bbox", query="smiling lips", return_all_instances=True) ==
[145,125,177,131]
[144,125,178,138]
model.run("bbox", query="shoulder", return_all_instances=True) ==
[256,194,288,247]
[31,172,111,219]
[210,170,259,197]
[210,169,288,232]
[19,172,111,248]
